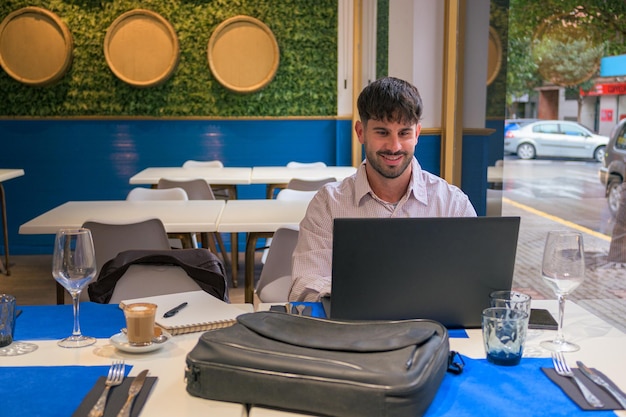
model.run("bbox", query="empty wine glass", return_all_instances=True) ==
[540,231,585,352]
[52,228,97,348]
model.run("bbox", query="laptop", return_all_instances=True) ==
[329,216,520,328]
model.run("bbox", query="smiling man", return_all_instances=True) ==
[289,77,477,302]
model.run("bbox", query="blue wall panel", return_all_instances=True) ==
[1,118,489,254]
[0,118,354,254]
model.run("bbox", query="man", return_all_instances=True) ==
[289,77,476,302]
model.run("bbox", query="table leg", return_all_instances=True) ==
[56,282,65,304]
[266,183,287,199]
[0,183,9,275]
[245,231,273,303]
[231,233,238,287]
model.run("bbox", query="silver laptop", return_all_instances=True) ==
[329,216,520,328]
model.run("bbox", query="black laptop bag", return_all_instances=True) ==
[185,311,449,417]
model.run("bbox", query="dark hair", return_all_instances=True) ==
[357,77,423,126]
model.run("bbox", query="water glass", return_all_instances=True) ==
[489,291,531,316]
[482,307,528,366]
[0,294,16,347]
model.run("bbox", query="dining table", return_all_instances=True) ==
[0,168,25,275]
[18,200,225,235]
[5,299,626,417]
[19,200,226,304]
[250,166,357,198]
[217,199,310,303]
[128,167,252,200]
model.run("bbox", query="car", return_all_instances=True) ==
[599,117,626,216]
[503,120,609,162]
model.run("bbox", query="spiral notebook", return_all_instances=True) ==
[119,290,248,335]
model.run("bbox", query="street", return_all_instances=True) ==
[500,157,615,236]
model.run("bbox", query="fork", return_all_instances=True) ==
[88,360,125,417]
[552,352,604,408]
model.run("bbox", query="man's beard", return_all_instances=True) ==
[366,150,412,179]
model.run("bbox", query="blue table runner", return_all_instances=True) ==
[0,365,131,417]
[15,302,125,340]
[426,356,615,417]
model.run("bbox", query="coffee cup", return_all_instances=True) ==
[123,303,157,346]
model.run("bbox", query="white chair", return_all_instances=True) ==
[285,177,336,191]
[267,162,330,198]
[83,218,172,272]
[83,218,188,303]
[157,178,231,276]
[126,187,196,248]
[182,160,224,168]
[182,159,232,200]
[286,161,327,168]
[260,189,316,264]
[256,227,299,302]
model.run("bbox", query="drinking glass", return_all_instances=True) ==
[52,228,97,348]
[540,231,585,352]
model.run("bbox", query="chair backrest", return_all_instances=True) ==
[256,227,299,302]
[108,264,202,304]
[286,177,336,191]
[126,187,188,201]
[182,160,224,168]
[286,161,327,168]
[275,189,318,202]
[157,178,216,200]
[82,218,171,273]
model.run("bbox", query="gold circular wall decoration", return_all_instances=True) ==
[207,15,280,93]
[0,7,73,86]
[104,9,179,88]
[486,26,502,86]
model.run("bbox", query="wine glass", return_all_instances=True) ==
[52,228,97,348]
[540,231,585,352]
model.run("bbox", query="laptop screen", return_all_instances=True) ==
[330,216,520,328]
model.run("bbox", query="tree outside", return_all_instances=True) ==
[507,0,626,120]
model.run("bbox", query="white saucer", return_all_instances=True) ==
[110,331,171,353]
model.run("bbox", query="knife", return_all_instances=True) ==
[117,369,148,417]
[576,361,626,409]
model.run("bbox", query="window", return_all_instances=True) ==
[534,123,558,134]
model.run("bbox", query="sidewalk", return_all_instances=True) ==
[503,198,626,333]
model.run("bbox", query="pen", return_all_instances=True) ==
[163,302,188,318]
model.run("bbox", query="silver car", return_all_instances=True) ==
[504,120,609,162]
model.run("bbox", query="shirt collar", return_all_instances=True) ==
[354,158,429,206]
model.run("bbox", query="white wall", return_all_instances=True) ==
[389,0,443,128]
[463,0,489,128]
[337,0,354,117]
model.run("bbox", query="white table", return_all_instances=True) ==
[19,200,225,235]
[129,167,252,202]
[251,299,626,417]
[0,169,25,275]
[6,303,253,417]
[129,167,252,186]
[8,299,626,417]
[251,166,356,198]
[217,199,310,302]
[19,200,227,304]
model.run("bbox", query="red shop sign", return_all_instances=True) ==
[581,82,626,96]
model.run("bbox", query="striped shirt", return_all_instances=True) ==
[289,158,477,302]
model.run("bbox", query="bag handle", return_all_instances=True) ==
[237,312,441,352]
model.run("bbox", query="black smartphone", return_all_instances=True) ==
[529,308,558,330]
[269,305,288,313]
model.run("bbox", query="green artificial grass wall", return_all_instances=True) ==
[0,0,337,117]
